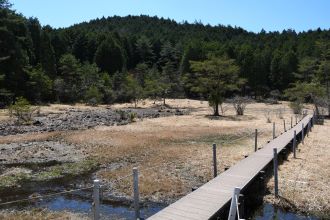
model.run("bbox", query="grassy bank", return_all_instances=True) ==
[265,120,330,218]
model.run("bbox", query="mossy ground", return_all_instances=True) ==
[0,160,98,191]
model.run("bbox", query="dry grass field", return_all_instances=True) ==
[17,99,302,203]
[265,119,330,217]
[1,99,321,217]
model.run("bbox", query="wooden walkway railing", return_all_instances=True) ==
[148,114,313,220]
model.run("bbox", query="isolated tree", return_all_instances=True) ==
[190,56,242,116]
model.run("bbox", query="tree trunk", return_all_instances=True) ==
[163,97,166,106]
[214,103,220,116]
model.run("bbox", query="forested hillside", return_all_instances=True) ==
[1,0,329,106]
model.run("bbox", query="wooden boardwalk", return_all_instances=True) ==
[148,115,313,220]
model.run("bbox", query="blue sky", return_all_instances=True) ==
[11,0,330,33]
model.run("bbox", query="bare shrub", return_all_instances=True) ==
[264,110,272,123]
[220,103,230,116]
[275,107,285,119]
[228,96,252,116]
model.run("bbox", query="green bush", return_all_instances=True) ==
[85,86,103,106]
[8,97,38,124]
[129,112,137,122]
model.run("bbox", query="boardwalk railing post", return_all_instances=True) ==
[295,115,298,124]
[93,179,100,220]
[273,148,279,197]
[302,123,304,144]
[255,129,258,152]
[283,119,286,132]
[133,167,140,220]
[293,130,297,158]
[228,187,241,220]
[273,122,276,139]
[213,143,218,178]
[307,121,310,137]
[291,116,293,128]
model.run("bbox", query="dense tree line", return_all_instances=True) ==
[0,0,330,112]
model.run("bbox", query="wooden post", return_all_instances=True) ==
[93,179,100,220]
[302,123,304,144]
[228,187,241,220]
[307,121,310,136]
[238,194,245,219]
[133,167,140,220]
[273,148,279,197]
[293,130,296,158]
[213,143,217,178]
[273,122,276,139]
[291,116,293,128]
[283,119,286,132]
[254,129,258,152]
[295,115,298,124]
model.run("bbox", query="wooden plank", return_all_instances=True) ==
[165,204,212,218]
[161,207,208,220]
[148,115,312,220]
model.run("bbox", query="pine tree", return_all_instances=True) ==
[190,56,242,116]
[94,36,125,74]
[40,31,57,77]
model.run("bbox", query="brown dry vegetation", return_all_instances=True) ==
[0,131,61,144]
[265,119,330,217]
[0,99,311,205]
[0,209,88,220]
[55,99,303,203]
